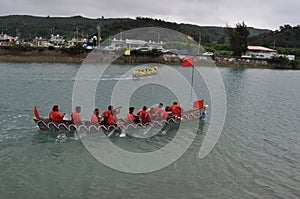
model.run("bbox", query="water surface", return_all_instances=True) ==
[0,62,299,198]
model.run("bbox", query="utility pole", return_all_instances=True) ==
[273,32,278,50]
[197,35,201,55]
[76,27,79,43]
[157,33,160,43]
[97,24,100,46]
[97,16,104,46]
[51,27,55,35]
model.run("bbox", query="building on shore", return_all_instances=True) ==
[109,38,164,50]
[50,34,65,47]
[33,37,49,47]
[243,46,295,60]
[245,46,277,59]
[0,33,18,46]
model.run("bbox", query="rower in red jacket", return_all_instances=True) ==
[127,107,140,124]
[137,106,151,123]
[91,108,101,124]
[49,105,66,123]
[154,103,168,120]
[102,105,116,126]
[71,106,82,125]
[169,102,182,117]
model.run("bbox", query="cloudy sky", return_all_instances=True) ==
[1,0,299,30]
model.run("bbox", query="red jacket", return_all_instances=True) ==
[108,115,116,125]
[154,107,168,120]
[127,113,135,123]
[49,111,64,123]
[90,114,101,124]
[138,110,151,122]
[103,110,112,121]
[71,112,82,124]
[170,104,182,116]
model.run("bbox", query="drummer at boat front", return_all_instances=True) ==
[49,105,66,123]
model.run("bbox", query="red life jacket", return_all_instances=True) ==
[154,107,167,120]
[103,110,112,122]
[170,104,182,116]
[71,112,82,124]
[144,112,151,122]
[127,113,135,122]
[49,111,64,123]
[107,114,116,125]
[90,114,100,124]
[138,110,151,122]
[165,111,170,119]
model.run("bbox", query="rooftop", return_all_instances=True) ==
[248,46,276,52]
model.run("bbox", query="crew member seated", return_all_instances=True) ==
[71,106,83,125]
[154,103,168,121]
[90,108,101,125]
[169,102,182,117]
[126,107,140,124]
[102,105,116,126]
[49,105,66,123]
[137,106,151,123]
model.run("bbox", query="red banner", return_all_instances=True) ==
[193,100,204,109]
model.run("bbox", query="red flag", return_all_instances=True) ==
[34,105,40,120]
[182,56,194,67]
[193,100,204,109]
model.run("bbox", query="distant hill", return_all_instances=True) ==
[0,15,270,44]
[249,24,300,49]
[179,23,270,44]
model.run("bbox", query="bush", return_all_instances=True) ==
[267,56,290,66]
[48,46,55,50]
[130,49,163,57]
[60,43,87,54]
[38,47,45,52]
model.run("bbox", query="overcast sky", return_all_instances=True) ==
[1,0,299,30]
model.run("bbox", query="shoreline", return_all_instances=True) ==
[0,52,299,70]
[0,54,86,63]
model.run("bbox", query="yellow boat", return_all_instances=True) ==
[132,66,158,78]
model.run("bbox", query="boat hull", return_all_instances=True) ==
[33,108,207,134]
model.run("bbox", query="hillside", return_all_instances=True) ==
[0,15,270,44]
[248,24,300,48]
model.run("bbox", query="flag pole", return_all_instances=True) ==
[191,65,195,98]
[182,56,195,99]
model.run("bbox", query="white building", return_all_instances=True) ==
[109,38,164,50]
[245,46,277,59]
[34,37,49,47]
[50,34,65,46]
[243,46,295,60]
[0,33,18,46]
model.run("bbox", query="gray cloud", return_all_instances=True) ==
[0,0,299,30]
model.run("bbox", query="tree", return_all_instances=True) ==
[227,22,250,56]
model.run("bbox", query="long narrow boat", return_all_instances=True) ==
[33,103,207,135]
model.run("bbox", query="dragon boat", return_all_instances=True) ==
[132,66,158,78]
[33,101,207,136]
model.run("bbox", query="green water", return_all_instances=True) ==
[0,62,299,198]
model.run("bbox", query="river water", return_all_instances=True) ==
[0,62,299,199]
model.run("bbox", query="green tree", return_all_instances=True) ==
[227,22,250,56]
